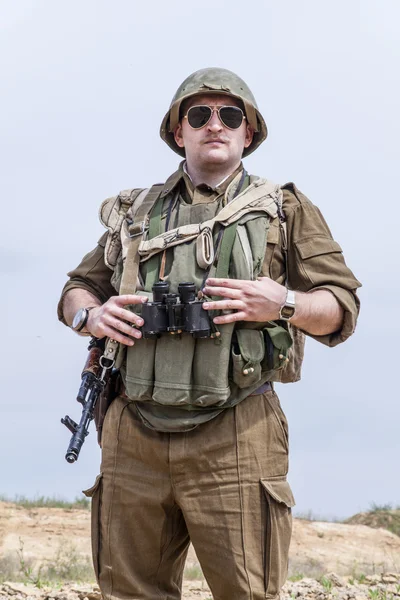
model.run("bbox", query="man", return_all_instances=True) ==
[58,68,361,600]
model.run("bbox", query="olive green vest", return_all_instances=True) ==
[112,176,293,418]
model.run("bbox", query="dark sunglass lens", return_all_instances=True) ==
[187,106,212,129]
[219,106,243,129]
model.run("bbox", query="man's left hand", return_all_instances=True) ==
[202,277,287,324]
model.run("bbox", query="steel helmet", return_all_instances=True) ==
[160,67,268,158]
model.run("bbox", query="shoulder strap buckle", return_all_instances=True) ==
[128,220,147,238]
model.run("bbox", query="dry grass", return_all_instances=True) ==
[0,494,90,511]
[346,505,400,537]
[0,539,95,587]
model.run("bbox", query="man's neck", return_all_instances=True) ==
[185,160,242,189]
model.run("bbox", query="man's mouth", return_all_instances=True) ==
[204,139,226,145]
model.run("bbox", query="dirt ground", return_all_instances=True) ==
[1,501,400,598]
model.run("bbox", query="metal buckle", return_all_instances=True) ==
[128,221,146,238]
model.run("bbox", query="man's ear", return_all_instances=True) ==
[174,123,185,148]
[244,124,254,149]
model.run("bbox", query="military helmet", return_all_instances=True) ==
[160,67,268,158]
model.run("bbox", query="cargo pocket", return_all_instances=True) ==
[295,236,343,286]
[232,329,265,388]
[261,478,295,599]
[83,473,103,582]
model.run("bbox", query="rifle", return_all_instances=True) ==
[61,337,115,463]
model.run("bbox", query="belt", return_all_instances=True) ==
[249,382,272,396]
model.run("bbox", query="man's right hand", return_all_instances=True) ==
[86,295,148,346]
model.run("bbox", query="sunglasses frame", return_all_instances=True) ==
[184,104,246,130]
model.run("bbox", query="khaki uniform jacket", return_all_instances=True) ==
[58,165,361,349]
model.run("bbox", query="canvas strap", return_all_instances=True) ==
[210,221,239,299]
[119,184,164,295]
[102,184,163,364]
[143,195,165,291]
[100,188,143,270]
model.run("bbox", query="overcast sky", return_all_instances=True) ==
[1,0,399,520]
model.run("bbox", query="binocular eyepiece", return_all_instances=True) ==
[141,281,211,339]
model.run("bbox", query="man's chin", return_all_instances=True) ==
[199,147,230,164]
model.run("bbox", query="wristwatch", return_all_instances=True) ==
[72,307,95,334]
[279,289,296,321]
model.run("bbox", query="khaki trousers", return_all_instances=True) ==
[84,391,295,600]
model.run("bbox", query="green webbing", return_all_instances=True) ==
[144,196,164,291]
[213,221,239,294]
[212,173,249,287]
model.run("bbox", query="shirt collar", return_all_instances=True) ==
[182,161,238,191]
[159,161,244,201]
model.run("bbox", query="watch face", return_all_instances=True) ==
[280,305,295,320]
[72,308,87,331]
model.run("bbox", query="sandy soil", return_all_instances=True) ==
[1,501,400,598]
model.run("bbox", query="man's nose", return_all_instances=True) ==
[207,110,223,132]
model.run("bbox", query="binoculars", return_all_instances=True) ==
[141,281,211,339]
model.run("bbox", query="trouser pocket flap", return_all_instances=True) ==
[260,477,295,598]
[82,473,103,497]
[260,478,295,507]
[82,474,103,582]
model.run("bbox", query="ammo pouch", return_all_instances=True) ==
[122,320,234,408]
[232,323,293,389]
[271,324,305,384]
[232,329,265,388]
[121,317,293,410]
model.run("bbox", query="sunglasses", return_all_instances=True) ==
[184,105,246,130]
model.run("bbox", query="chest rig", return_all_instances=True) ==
[100,173,293,410]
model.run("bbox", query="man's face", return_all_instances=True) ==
[173,94,254,169]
